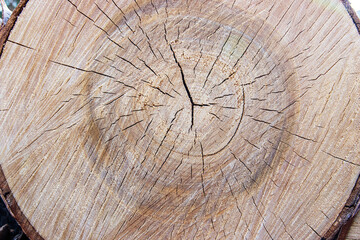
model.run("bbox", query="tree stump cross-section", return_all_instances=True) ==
[0,0,359,239]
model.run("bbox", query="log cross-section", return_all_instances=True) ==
[0,0,359,239]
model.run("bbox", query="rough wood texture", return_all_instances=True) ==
[345,213,360,240]
[0,0,359,239]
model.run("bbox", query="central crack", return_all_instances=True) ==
[169,44,197,129]
[169,45,213,130]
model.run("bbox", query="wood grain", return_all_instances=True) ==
[0,0,359,239]
[345,213,360,240]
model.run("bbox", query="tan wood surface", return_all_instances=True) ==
[0,0,359,239]
[346,213,360,240]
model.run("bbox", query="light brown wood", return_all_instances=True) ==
[346,213,360,240]
[0,0,359,239]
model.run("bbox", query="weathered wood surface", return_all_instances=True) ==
[0,0,359,239]
[345,213,360,240]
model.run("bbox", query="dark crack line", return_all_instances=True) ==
[116,55,141,70]
[114,80,136,90]
[169,44,196,129]
[122,119,144,131]
[305,223,321,238]
[150,0,159,14]
[7,40,35,50]
[111,0,127,19]
[49,60,115,78]
[171,108,184,123]
[154,124,173,156]
[169,44,212,130]
[323,151,360,167]
[138,119,153,143]
[214,93,235,100]
[200,142,205,174]
[212,72,236,90]
[108,114,132,130]
[104,93,126,105]
[94,3,123,35]
[157,143,175,173]
[128,37,141,51]
[138,58,158,76]
[204,88,245,156]
[254,64,277,79]
[231,151,252,174]
[107,37,124,50]
[201,174,206,196]
[285,130,317,142]
[110,65,124,73]
[209,112,222,121]
[158,133,180,174]
[150,86,174,98]
[67,0,110,36]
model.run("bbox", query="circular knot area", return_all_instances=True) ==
[86,1,296,200]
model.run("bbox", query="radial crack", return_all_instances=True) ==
[169,44,195,129]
